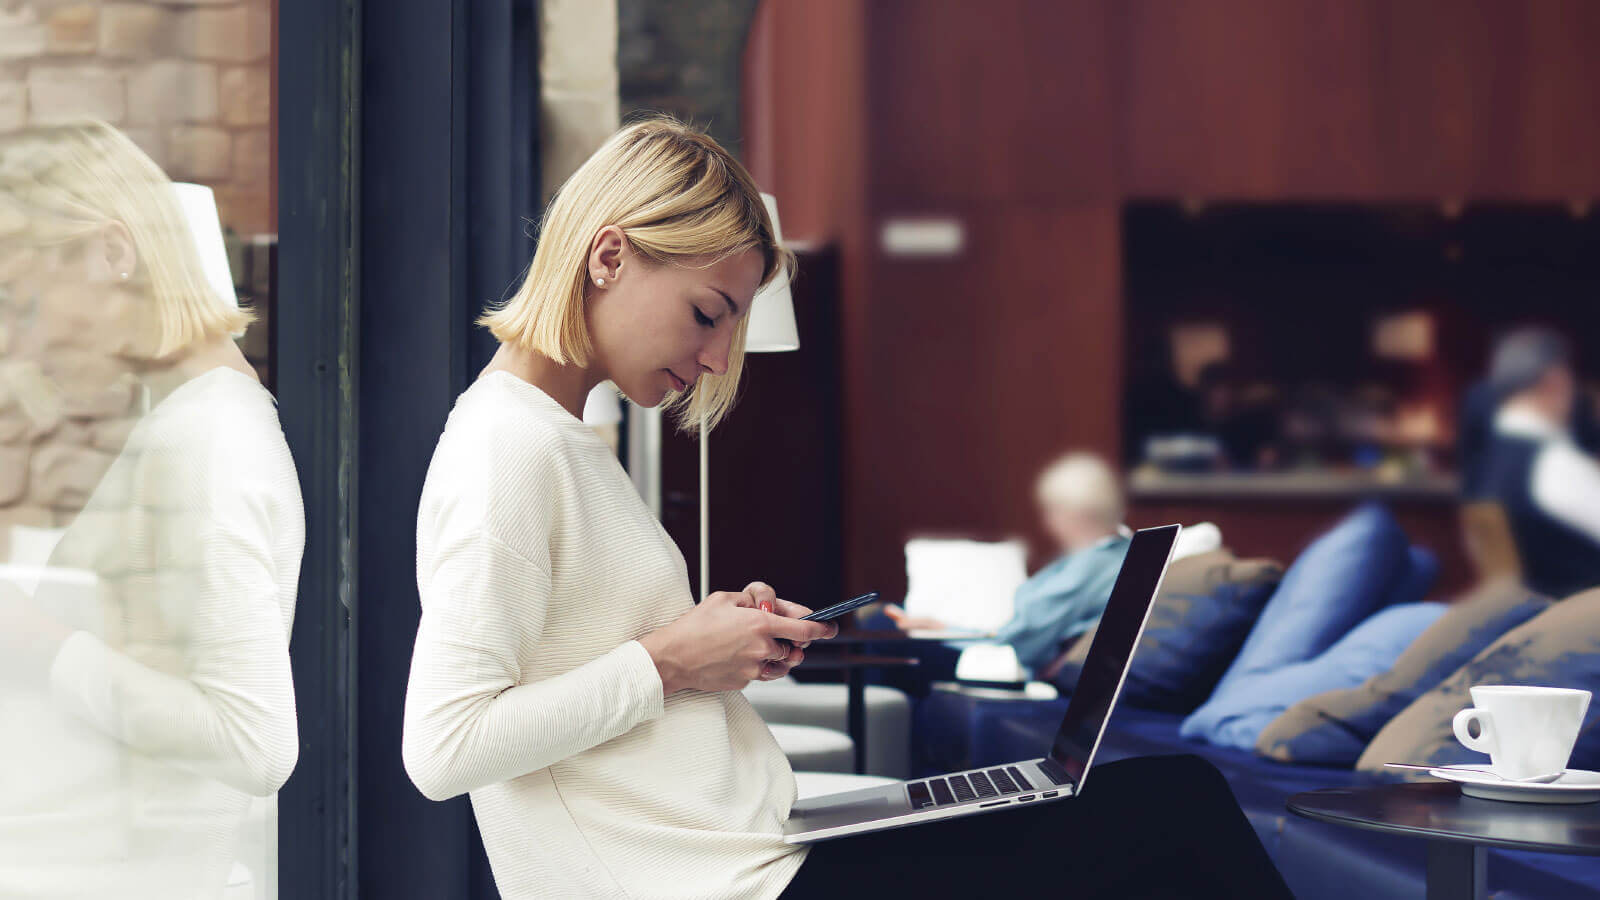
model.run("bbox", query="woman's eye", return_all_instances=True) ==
[693,307,715,328]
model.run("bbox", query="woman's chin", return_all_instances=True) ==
[617,382,669,409]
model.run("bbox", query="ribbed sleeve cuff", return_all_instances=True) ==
[618,639,666,722]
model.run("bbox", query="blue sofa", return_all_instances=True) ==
[914,690,1600,898]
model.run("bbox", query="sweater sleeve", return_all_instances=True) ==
[1531,441,1600,546]
[402,528,666,801]
[46,520,299,797]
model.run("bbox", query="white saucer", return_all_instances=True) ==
[1430,764,1600,804]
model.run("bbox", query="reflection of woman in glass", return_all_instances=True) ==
[0,122,303,898]
[402,117,1290,899]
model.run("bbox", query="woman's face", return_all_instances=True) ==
[586,231,764,408]
[2,228,145,381]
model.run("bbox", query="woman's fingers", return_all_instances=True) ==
[771,597,814,619]
[759,646,805,680]
[743,581,778,610]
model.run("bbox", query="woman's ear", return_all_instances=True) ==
[587,225,628,287]
[99,220,139,283]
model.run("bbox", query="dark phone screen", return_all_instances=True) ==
[800,592,879,622]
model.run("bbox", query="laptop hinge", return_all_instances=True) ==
[1038,757,1079,791]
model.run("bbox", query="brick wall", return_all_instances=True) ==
[2,0,272,233]
[618,0,756,159]
[0,0,271,556]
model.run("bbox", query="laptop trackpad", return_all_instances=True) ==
[787,784,905,833]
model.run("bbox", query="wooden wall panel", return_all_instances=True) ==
[747,0,1600,610]
[743,0,867,242]
[1117,0,1369,197]
[1119,0,1600,198]
[844,206,1121,600]
[1495,0,1600,196]
[867,0,1119,205]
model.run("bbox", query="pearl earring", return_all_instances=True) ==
[596,278,605,287]
[119,272,130,280]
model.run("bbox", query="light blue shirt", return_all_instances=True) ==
[993,534,1131,674]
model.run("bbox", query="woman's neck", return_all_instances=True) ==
[481,343,603,420]
[137,337,259,407]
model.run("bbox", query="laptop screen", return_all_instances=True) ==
[1047,524,1180,788]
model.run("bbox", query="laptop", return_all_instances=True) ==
[783,524,1181,843]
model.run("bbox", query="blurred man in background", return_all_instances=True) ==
[1463,327,1600,597]
[887,452,1131,674]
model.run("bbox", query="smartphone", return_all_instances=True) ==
[799,591,879,622]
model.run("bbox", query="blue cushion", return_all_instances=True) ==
[1200,602,1449,750]
[1389,545,1440,607]
[1182,503,1416,743]
[1120,553,1282,712]
[1046,551,1281,713]
[1257,580,1550,764]
[1357,587,1600,776]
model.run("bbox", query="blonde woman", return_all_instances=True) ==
[402,117,1290,899]
[0,122,303,897]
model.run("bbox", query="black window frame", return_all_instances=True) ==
[277,1,540,896]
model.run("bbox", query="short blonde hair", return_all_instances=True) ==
[1034,452,1125,528]
[480,115,793,434]
[0,120,252,359]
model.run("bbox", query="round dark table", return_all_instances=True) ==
[1288,781,1600,900]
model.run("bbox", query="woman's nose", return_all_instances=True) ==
[697,332,732,377]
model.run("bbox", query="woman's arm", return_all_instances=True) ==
[45,520,299,797]
[401,529,664,802]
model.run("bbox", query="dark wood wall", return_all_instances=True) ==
[741,0,1600,604]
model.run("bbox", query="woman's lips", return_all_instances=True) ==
[666,370,687,391]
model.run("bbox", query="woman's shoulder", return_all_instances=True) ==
[437,376,584,470]
[424,376,605,525]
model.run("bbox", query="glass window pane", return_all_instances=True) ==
[1,3,285,898]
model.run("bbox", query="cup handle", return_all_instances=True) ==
[1453,708,1496,755]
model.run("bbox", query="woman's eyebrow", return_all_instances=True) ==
[708,286,740,317]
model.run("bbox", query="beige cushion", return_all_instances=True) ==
[1357,588,1600,779]
[1257,579,1549,764]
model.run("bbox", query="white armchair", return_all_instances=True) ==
[745,677,912,778]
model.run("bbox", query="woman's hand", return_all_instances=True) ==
[639,581,837,695]
[883,604,947,632]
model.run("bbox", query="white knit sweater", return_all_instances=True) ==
[404,372,808,900]
[0,367,304,898]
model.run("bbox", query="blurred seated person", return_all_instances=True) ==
[886,453,1132,675]
[1462,327,1600,597]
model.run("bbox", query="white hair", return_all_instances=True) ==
[1034,452,1124,528]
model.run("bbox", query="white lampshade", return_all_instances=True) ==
[582,381,624,426]
[745,193,798,353]
[171,182,238,310]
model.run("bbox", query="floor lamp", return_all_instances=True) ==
[701,193,799,599]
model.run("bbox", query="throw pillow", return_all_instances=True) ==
[1256,579,1550,764]
[1046,549,1282,712]
[1182,503,1415,741]
[1357,588,1600,779]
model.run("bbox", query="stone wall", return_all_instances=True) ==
[0,0,272,556]
[539,0,620,204]
[1,0,273,234]
[618,0,757,160]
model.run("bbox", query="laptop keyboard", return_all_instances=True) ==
[907,766,1037,810]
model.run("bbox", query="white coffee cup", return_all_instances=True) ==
[1452,685,1591,780]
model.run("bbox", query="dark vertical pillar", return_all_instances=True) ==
[280,0,542,893]
[277,0,359,898]
[358,1,540,898]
